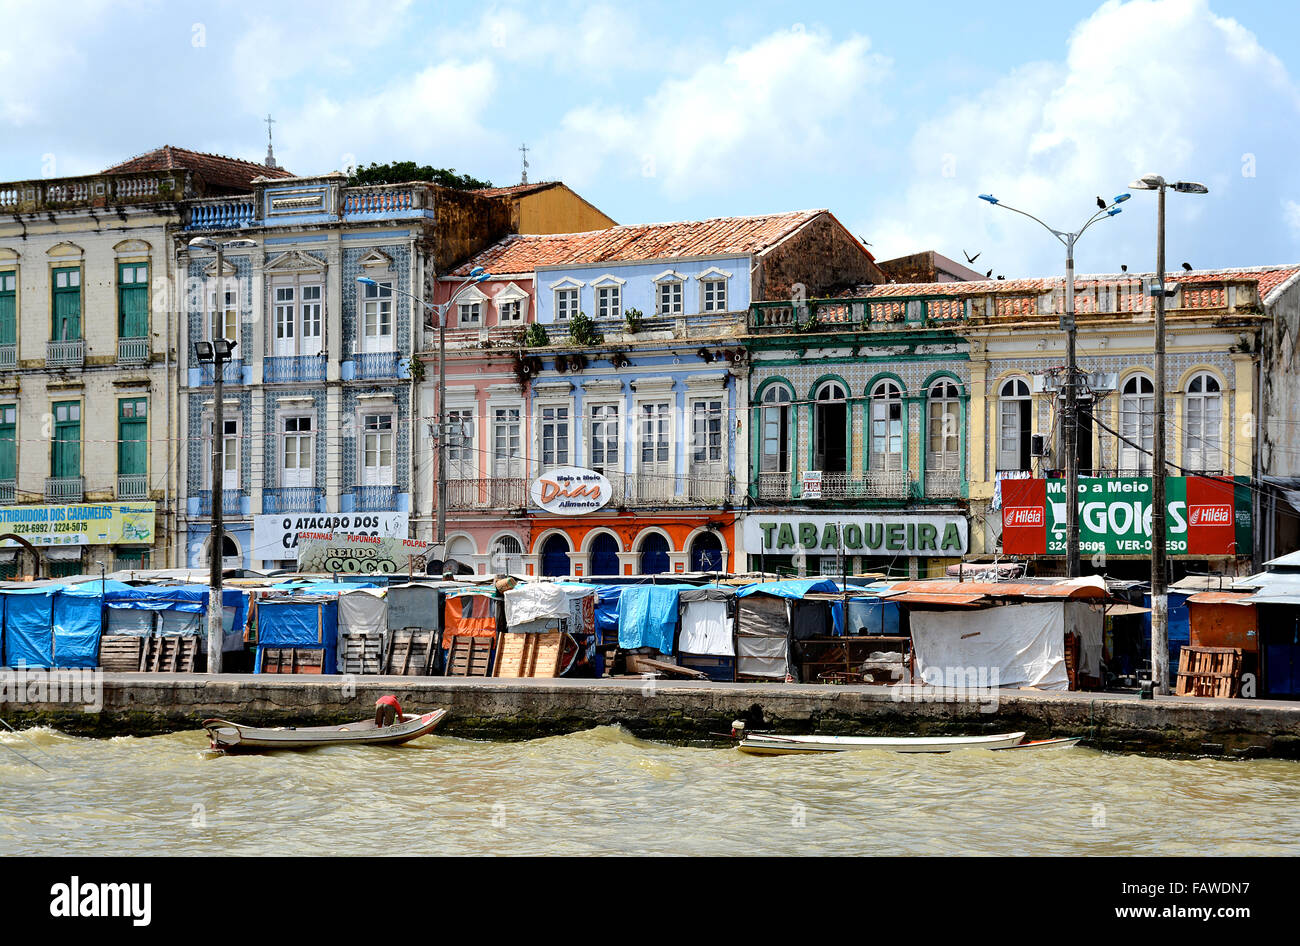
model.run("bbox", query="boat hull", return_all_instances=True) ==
[203,709,447,752]
[736,731,1027,755]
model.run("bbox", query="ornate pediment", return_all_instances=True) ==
[46,241,84,259]
[358,248,394,270]
[265,249,328,274]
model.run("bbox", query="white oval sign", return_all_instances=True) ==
[529,467,612,515]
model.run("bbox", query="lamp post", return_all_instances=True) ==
[1127,173,1209,695]
[189,236,254,674]
[978,192,1129,577]
[356,267,490,552]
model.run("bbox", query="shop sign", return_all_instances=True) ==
[251,512,409,562]
[1000,476,1251,556]
[801,471,823,500]
[296,532,433,574]
[0,502,155,547]
[530,467,611,515]
[744,513,968,556]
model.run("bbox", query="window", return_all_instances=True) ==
[815,381,848,473]
[52,267,81,340]
[118,262,149,338]
[206,417,239,490]
[540,405,570,467]
[1120,374,1155,473]
[691,399,723,464]
[701,278,727,313]
[300,285,322,355]
[492,408,522,477]
[997,378,1032,472]
[0,403,15,482]
[1184,372,1222,473]
[281,415,314,487]
[446,408,474,479]
[596,284,621,320]
[870,381,904,471]
[498,299,522,323]
[555,288,579,321]
[361,280,394,352]
[273,282,322,356]
[640,402,670,466]
[114,549,151,571]
[657,279,683,316]
[490,535,524,574]
[207,282,237,343]
[0,272,14,347]
[458,301,482,326]
[118,398,147,477]
[927,380,961,472]
[362,413,394,486]
[51,401,81,478]
[760,386,792,473]
[273,286,295,355]
[589,404,620,469]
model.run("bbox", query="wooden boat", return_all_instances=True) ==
[735,731,1028,755]
[994,736,1083,751]
[203,709,447,752]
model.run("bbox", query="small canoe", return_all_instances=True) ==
[203,709,447,752]
[993,736,1083,751]
[736,731,1027,755]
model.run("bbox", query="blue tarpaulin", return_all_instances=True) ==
[1,587,55,667]
[255,598,338,673]
[617,584,697,652]
[735,579,839,599]
[105,585,248,651]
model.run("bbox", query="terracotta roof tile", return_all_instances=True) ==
[473,181,562,198]
[103,145,294,192]
[449,209,827,275]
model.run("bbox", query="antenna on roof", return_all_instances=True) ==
[519,142,529,185]
[264,114,277,170]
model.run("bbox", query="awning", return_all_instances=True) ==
[0,549,17,563]
[889,592,989,608]
[1186,592,1257,606]
[1105,602,1152,616]
[43,547,84,561]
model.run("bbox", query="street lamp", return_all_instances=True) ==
[356,266,490,551]
[188,236,254,674]
[978,192,1129,578]
[1127,173,1208,695]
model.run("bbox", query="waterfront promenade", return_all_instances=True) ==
[6,673,1300,758]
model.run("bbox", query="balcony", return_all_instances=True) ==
[0,480,14,505]
[602,472,729,507]
[194,359,243,385]
[353,351,404,380]
[118,337,149,366]
[0,170,189,215]
[752,470,913,502]
[749,297,966,334]
[47,338,85,368]
[264,355,327,383]
[117,474,148,501]
[197,489,244,517]
[0,343,14,370]
[262,487,324,514]
[45,476,84,503]
[342,184,427,219]
[186,196,257,231]
[351,485,398,512]
[924,468,963,498]
[446,477,527,510]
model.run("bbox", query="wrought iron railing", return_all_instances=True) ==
[0,343,15,370]
[0,480,14,505]
[924,468,963,498]
[262,487,323,514]
[445,478,527,509]
[46,338,85,368]
[351,485,398,512]
[116,474,148,501]
[197,489,244,517]
[354,351,403,379]
[118,336,149,365]
[264,355,327,383]
[45,476,84,503]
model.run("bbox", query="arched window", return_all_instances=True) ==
[1120,374,1155,473]
[639,532,670,576]
[589,532,620,576]
[689,531,724,572]
[446,535,476,573]
[759,386,792,497]
[870,381,903,471]
[489,534,524,575]
[540,534,571,577]
[927,380,961,473]
[997,377,1032,472]
[814,381,848,473]
[1184,372,1222,473]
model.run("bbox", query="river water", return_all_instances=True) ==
[2,726,1298,856]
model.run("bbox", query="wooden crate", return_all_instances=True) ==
[260,647,327,674]
[339,632,384,675]
[494,632,562,678]
[1175,645,1243,698]
[382,629,438,676]
[446,635,494,677]
[99,635,145,672]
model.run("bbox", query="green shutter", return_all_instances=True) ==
[118,263,148,338]
[118,398,147,475]
[0,274,14,345]
[0,405,15,481]
[52,401,80,478]
[52,267,81,340]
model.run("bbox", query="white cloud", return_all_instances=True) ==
[863,0,1300,275]
[542,25,890,200]
[1285,200,1300,239]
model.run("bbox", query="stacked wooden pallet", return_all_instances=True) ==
[99,635,200,672]
[446,635,493,677]
[381,629,439,675]
[1175,645,1243,698]
[260,647,327,674]
[494,632,563,678]
[339,632,384,674]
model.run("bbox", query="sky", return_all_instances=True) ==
[2,0,1298,278]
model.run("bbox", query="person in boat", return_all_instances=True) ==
[374,694,403,728]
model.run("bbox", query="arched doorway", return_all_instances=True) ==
[814,380,848,473]
[640,532,669,575]
[540,533,571,577]
[690,532,724,572]
[589,532,620,576]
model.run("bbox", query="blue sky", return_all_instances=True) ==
[3,0,1298,277]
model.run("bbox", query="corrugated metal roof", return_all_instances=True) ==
[885,580,1109,600]
[1187,592,1258,606]
[888,591,988,607]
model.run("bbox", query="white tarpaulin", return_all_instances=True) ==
[736,596,790,679]
[505,584,570,626]
[1065,600,1104,677]
[910,601,1069,690]
[679,600,733,656]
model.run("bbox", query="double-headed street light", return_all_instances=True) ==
[356,266,491,554]
[978,192,1129,577]
[1127,173,1208,695]
[189,236,255,674]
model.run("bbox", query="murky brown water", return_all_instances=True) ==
[2,726,1297,856]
